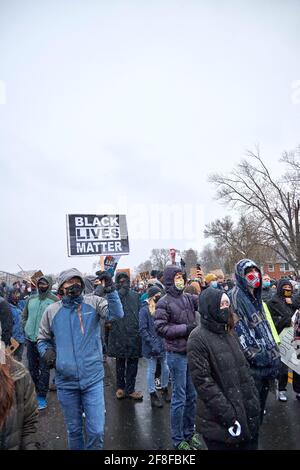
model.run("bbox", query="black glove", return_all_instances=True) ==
[44,348,56,368]
[186,323,197,336]
[95,271,116,293]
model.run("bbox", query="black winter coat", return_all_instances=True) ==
[107,288,142,358]
[267,279,296,334]
[0,297,13,346]
[0,359,39,449]
[187,288,260,445]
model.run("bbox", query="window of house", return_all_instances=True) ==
[279,263,286,272]
[268,264,274,272]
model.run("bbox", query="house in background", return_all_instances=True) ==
[262,257,294,280]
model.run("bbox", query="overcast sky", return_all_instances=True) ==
[1,0,300,276]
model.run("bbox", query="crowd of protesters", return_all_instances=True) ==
[1,259,300,450]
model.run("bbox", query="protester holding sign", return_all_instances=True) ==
[37,268,124,450]
[267,279,298,402]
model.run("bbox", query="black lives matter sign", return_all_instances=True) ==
[66,214,130,256]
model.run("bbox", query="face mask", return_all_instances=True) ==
[219,307,230,324]
[245,271,261,288]
[27,287,31,293]
[283,290,292,298]
[65,283,83,297]
[118,286,129,296]
[174,279,185,290]
[211,281,218,289]
[263,281,271,288]
[38,286,48,294]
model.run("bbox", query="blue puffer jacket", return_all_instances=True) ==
[139,302,166,359]
[154,266,198,354]
[37,268,124,390]
[229,259,281,379]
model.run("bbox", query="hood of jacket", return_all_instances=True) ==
[163,265,183,297]
[57,268,85,291]
[84,276,97,294]
[36,275,53,300]
[199,287,228,333]
[277,278,293,297]
[6,287,20,304]
[235,258,262,298]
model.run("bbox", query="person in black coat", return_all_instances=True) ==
[0,296,13,347]
[107,272,143,401]
[187,288,260,450]
[267,279,299,401]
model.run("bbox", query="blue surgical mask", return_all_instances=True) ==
[211,281,218,289]
[263,281,271,288]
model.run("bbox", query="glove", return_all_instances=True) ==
[228,420,241,437]
[186,323,197,336]
[95,271,116,293]
[44,348,56,368]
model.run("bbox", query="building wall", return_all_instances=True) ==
[262,263,294,280]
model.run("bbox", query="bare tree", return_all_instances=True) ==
[150,249,171,270]
[209,147,300,272]
[181,248,200,274]
[199,244,228,273]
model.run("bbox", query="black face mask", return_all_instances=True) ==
[38,286,48,294]
[65,283,83,297]
[219,307,230,324]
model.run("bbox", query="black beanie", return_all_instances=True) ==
[148,286,162,299]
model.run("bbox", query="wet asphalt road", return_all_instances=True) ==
[35,358,300,450]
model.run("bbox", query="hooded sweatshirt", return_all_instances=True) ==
[37,268,124,390]
[187,288,260,445]
[267,279,295,334]
[7,288,25,344]
[229,259,280,379]
[22,276,58,343]
[154,265,198,353]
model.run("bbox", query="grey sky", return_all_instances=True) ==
[1,0,300,275]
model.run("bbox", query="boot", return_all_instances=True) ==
[161,387,171,403]
[150,391,163,408]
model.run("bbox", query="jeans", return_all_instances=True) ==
[147,354,169,393]
[26,340,50,398]
[57,380,105,450]
[116,358,139,395]
[167,352,197,448]
[278,362,288,391]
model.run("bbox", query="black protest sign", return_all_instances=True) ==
[66,214,130,257]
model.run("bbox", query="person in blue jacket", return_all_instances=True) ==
[139,285,170,408]
[7,287,25,362]
[37,268,124,450]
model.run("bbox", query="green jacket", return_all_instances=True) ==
[22,276,58,342]
[0,359,39,449]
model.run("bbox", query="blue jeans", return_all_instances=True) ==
[57,380,105,450]
[167,352,197,448]
[147,353,169,393]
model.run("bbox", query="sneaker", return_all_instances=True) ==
[37,396,47,410]
[161,387,171,403]
[264,409,266,415]
[155,378,162,390]
[177,440,192,450]
[278,391,287,402]
[150,391,163,408]
[127,391,143,401]
[296,393,300,401]
[189,433,207,450]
